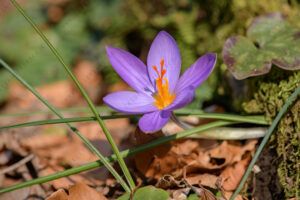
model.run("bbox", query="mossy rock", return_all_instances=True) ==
[243,68,300,198]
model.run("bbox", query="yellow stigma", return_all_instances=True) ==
[152,59,176,110]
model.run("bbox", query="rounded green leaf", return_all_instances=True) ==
[117,186,170,200]
[222,12,300,79]
[222,36,271,79]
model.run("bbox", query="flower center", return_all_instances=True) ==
[152,59,176,110]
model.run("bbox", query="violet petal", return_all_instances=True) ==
[138,110,171,132]
[175,53,216,93]
[164,86,195,111]
[147,31,181,93]
[103,91,157,114]
[106,46,154,95]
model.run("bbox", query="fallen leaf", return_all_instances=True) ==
[73,61,103,102]
[135,133,257,189]
[185,173,218,189]
[46,140,98,167]
[46,183,108,200]
[194,140,257,171]
[156,174,185,189]
[0,187,30,200]
[7,80,81,110]
[224,191,245,200]
[68,183,108,200]
[20,131,68,150]
[221,151,252,191]
[134,128,172,178]
[52,173,98,190]
[46,189,68,200]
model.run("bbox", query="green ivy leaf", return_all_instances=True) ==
[222,12,300,79]
[117,186,170,200]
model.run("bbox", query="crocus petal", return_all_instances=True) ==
[106,46,154,95]
[138,110,171,133]
[175,53,216,93]
[103,91,157,114]
[164,86,195,111]
[147,31,181,93]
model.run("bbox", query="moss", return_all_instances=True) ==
[243,68,300,198]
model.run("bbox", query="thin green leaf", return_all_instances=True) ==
[0,112,269,131]
[9,0,135,190]
[0,106,114,118]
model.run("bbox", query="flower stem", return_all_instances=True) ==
[170,112,194,129]
[8,0,135,191]
[0,59,130,193]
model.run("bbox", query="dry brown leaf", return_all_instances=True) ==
[7,79,82,111]
[20,132,68,150]
[73,61,102,88]
[135,132,257,187]
[185,173,218,189]
[221,151,252,191]
[37,80,81,108]
[42,165,104,190]
[156,174,185,189]
[134,128,172,178]
[73,61,102,102]
[47,183,108,200]
[46,140,98,167]
[194,140,257,170]
[46,189,68,200]
[52,174,96,190]
[224,191,246,200]
[135,132,218,179]
[0,187,30,200]
[77,119,130,145]
[68,183,108,200]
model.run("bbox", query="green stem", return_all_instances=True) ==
[9,0,135,190]
[0,107,268,126]
[0,106,114,117]
[230,85,300,200]
[0,120,233,194]
[0,59,130,192]
[0,113,269,131]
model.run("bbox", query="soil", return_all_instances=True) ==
[251,147,285,200]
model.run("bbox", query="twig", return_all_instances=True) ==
[0,154,34,175]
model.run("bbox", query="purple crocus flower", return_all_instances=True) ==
[103,31,216,133]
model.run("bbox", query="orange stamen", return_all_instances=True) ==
[152,59,176,110]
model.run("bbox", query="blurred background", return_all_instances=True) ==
[0,0,299,110]
[0,1,300,199]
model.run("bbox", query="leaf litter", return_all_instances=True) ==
[0,62,257,199]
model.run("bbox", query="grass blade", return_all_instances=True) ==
[9,0,136,189]
[0,106,114,117]
[0,113,269,131]
[230,85,300,200]
[0,59,130,192]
